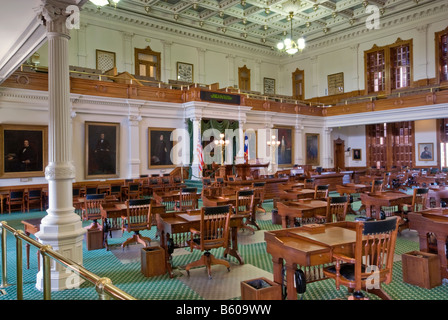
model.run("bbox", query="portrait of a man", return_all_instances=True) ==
[418,143,434,161]
[276,127,293,166]
[85,122,119,178]
[1,124,47,178]
[149,128,174,168]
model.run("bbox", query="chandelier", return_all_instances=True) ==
[277,12,306,55]
[90,0,120,7]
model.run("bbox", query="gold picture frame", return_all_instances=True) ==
[0,124,48,178]
[176,62,194,83]
[85,121,120,179]
[149,127,176,169]
[352,148,362,161]
[418,143,434,161]
[305,133,320,166]
[263,77,276,95]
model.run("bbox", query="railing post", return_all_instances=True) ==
[41,245,52,300]
[15,230,24,300]
[96,277,112,300]
[0,222,11,289]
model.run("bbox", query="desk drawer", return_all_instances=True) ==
[309,251,331,265]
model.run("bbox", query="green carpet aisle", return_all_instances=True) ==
[0,197,447,301]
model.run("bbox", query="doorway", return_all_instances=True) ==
[334,138,345,171]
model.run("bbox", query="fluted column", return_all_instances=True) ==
[323,128,333,168]
[294,124,303,165]
[35,0,86,291]
[191,117,202,180]
[127,115,142,179]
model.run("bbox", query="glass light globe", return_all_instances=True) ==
[284,38,292,47]
[298,37,306,50]
[90,0,109,6]
[277,42,285,50]
[286,47,298,54]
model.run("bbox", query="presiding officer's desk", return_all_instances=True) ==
[265,221,358,300]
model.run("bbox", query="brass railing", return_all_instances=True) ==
[0,221,136,300]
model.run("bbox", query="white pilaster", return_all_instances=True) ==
[226,54,236,87]
[122,32,134,74]
[197,48,206,84]
[162,40,172,81]
[35,0,86,292]
[323,128,333,168]
[127,115,141,179]
[77,23,87,67]
[294,123,303,165]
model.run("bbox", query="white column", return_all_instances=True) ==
[322,128,333,169]
[122,32,134,73]
[234,120,245,164]
[35,1,86,291]
[191,117,202,180]
[127,115,141,179]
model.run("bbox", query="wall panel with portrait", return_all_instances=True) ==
[149,128,175,169]
[305,133,320,166]
[0,124,48,178]
[275,126,293,167]
[418,143,434,161]
[85,122,119,179]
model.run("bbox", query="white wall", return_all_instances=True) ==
[415,119,438,167]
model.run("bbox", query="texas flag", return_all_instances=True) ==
[244,135,249,162]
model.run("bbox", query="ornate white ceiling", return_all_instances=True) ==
[84,0,435,51]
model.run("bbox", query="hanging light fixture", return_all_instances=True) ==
[277,12,305,55]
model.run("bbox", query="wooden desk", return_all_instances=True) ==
[21,218,42,269]
[310,173,344,191]
[265,221,358,300]
[276,200,328,228]
[360,191,413,220]
[153,190,200,211]
[278,188,315,201]
[225,178,288,200]
[157,211,245,278]
[408,208,448,280]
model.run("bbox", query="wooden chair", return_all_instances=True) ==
[82,194,106,230]
[399,188,429,233]
[26,188,43,212]
[121,198,152,250]
[214,177,224,187]
[235,189,257,233]
[304,178,315,189]
[6,190,25,213]
[315,196,349,224]
[110,183,123,202]
[314,184,329,200]
[323,217,400,300]
[252,182,266,214]
[175,187,198,211]
[85,186,98,196]
[186,205,231,279]
[72,187,83,214]
[124,182,141,200]
[227,175,236,182]
[371,179,384,193]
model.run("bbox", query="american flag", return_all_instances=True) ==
[197,141,205,173]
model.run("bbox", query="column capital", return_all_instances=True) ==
[36,0,76,36]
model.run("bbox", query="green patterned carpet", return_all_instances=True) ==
[0,196,447,301]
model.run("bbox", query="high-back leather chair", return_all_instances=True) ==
[175,187,198,211]
[323,217,400,300]
[121,198,152,250]
[26,188,43,212]
[186,205,231,279]
[324,196,349,223]
[124,182,141,200]
[252,182,266,215]
[304,178,315,189]
[371,179,384,193]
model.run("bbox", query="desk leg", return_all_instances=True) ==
[224,226,244,265]
[285,262,298,301]
[161,231,174,278]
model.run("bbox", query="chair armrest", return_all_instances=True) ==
[332,253,355,264]
[190,228,200,235]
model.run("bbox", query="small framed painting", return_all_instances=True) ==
[418,143,434,161]
[0,124,48,178]
[352,149,362,161]
[85,122,120,179]
[263,77,275,95]
[177,62,193,83]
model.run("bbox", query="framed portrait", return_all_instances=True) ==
[327,72,344,95]
[96,49,116,73]
[176,62,193,83]
[352,148,362,161]
[305,133,320,166]
[275,126,293,167]
[149,128,175,169]
[263,77,275,95]
[418,143,434,161]
[85,122,119,179]
[0,124,48,178]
